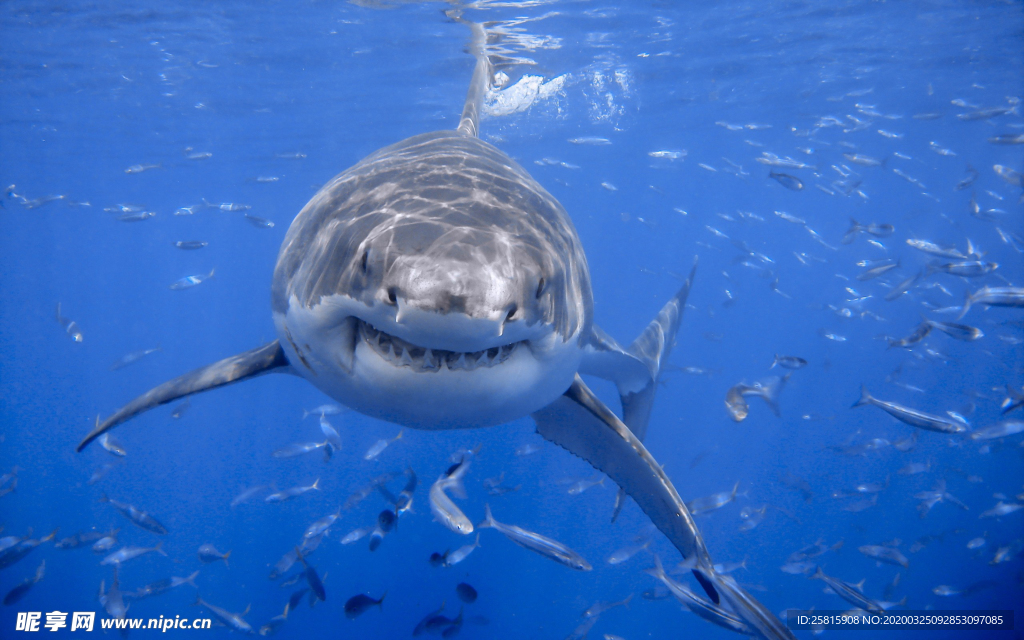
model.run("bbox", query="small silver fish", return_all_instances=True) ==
[265,479,320,503]
[993,164,1023,187]
[101,542,167,565]
[340,527,372,545]
[959,286,1024,319]
[244,213,275,228]
[843,218,894,244]
[925,319,983,341]
[110,346,161,370]
[607,538,651,565]
[229,485,267,507]
[55,303,83,343]
[811,567,884,613]
[198,543,230,566]
[319,415,343,451]
[843,153,884,167]
[443,533,481,567]
[173,240,208,250]
[980,501,1023,518]
[858,544,909,568]
[98,433,127,457]
[124,163,160,174]
[478,504,591,571]
[429,462,473,535]
[771,355,807,370]
[567,475,605,495]
[169,268,215,290]
[116,210,155,222]
[768,170,804,191]
[905,239,966,259]
[970,420,1024,441]
[687,481,741,516]
[884,270,924,302]
[989,134,1024,145]
[725,374,788,421]
[364,430,403,461]
[853,387,966,434]
[856,260,899,281]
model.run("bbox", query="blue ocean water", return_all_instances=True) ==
[1,1,1022,638]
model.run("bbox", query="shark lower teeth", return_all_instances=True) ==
[358,320,521,372]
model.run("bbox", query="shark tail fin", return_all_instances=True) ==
[620,259,698,442]
[77,341,290,452]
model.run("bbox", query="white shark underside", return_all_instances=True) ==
[76,16,794,640]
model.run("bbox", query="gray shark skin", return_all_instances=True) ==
[76,15,792,640]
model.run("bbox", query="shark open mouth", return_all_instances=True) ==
[357,319,525,372]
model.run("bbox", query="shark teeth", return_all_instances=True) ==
[357,319,521,372]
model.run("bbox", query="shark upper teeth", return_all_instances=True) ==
[358,319,520,372]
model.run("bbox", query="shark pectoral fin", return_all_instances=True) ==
[532,374,716,595]
[77,341,291,452]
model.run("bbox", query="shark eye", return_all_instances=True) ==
[387,287,398,305]
[506,305,517,322]
[535,278,545,299]
[360,250,370,274]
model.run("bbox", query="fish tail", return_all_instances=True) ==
[222,550,230,568]
[155,541,167,556]
[852,385,872,408]
[810,566,825,580]
[770,354,778,369]
[377,591,387,608]
[622,592,634,609]
[642,553,666,579]
[957,290,972,320]
[184,570,199,588]
[395,429,404,441]
[312,478,321,490]
[478,503,496,529]
[193,593,202,607]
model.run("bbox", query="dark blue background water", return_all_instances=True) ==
[2,1,1022,638]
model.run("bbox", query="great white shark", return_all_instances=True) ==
[77,16,793,640]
